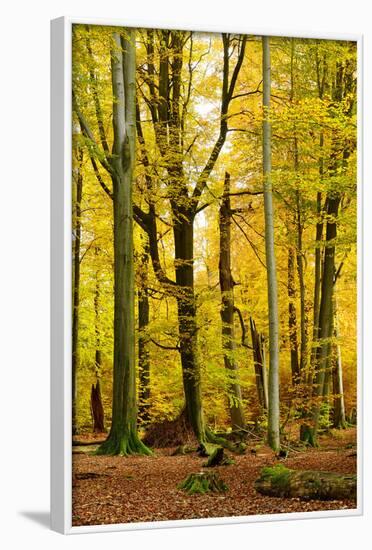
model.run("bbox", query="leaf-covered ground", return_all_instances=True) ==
[72,428,357,527]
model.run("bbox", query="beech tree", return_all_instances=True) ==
[71,27,356,456]
[262,35,280,452]
[219,171,245,429]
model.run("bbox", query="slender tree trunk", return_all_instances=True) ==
[310,196,340,444]
[91,381,105,433]
[295,185,308,376]
[310,190,324,385]
[72,148,83,436]
[250,318,268,411]
[138,239,151,425]
[310,46,327,384]
[91,253,106,433]
[97,30,151,456]
[287,245,300,384]
[290,42,308,379]
[219,172,245,429]
[262,36,280,452]
[332,294,346,428]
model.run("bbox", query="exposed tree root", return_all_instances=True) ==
[95,430,152,457]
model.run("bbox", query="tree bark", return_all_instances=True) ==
[97,30,151,456]
[250,317,268,411]
[310,190,324,385]
[287,245,300,384]
[138,239,151,425]
[72,147,83,436]
[262,35,280,452]
[219,172,245,429]
[173,211,207,441]
[332,294,346,428]
[91,253,106,433]
[91,381,105,433]
[255,465,356,500]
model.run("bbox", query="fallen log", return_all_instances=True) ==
[255,464,356,501]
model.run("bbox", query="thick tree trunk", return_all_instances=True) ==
[97,30,150,456]
[255,465,356,501]
[250,317,268,411]
[138,240,151,425]
[262,35,280,452]
[219,172,245,429]
[72,148,83,436]
[173,213,206,442]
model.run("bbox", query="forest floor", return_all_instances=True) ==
[72,427,357,527]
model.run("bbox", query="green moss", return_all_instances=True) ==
[95,430,152,456]
[261,464,292,490]
[178,472,228,494]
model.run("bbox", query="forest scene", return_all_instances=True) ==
[71,24,358,526]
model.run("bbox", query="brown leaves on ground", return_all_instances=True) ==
[72,428,357,527]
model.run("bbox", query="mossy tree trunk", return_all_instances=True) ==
[97,30,151,456]
[255,465,356,501]
[219,172,245,429]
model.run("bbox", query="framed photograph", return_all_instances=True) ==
[51,16,362,534]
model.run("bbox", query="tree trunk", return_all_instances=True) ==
[289,41,308,379]
[287,245,300,384]
[250,317,268,411]
[262,35,280,452]
[310,190,324,385]
[296,186,308,376]
[72,147,83,436]
[138,239,151,425]
[310,195,340,444]
[97,30,151,456]
[255,465,356,500]
[219,172,245,429]
[173,212,206,442]
[91,381,105,433]
[91,255,106,433]
[332,294,346,428]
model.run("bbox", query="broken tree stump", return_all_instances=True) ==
[203,446,234,467]
[178,472,228,494]
[254,464,356,501]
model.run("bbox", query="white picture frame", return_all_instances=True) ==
[51,16,363,534]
